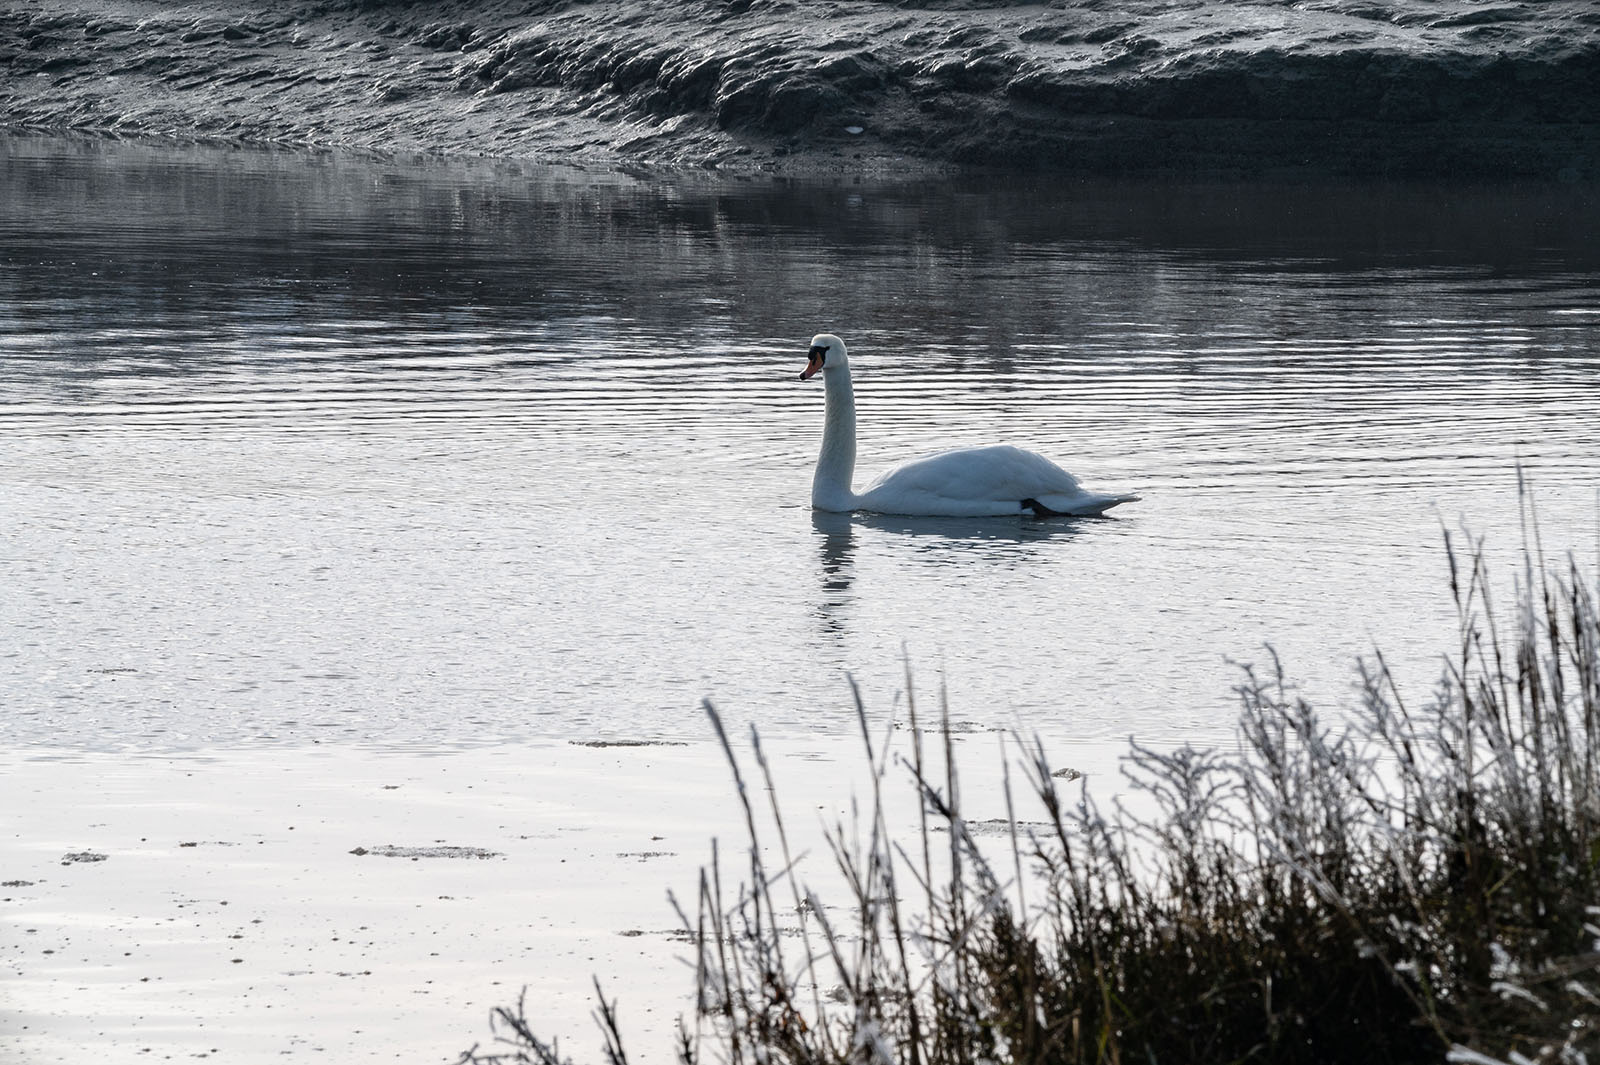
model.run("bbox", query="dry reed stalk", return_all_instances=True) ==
[464,509,1600,1065]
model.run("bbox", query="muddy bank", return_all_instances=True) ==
[0,736,1129,1062]
[4,0,1599,178]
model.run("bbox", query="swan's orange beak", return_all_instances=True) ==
[799,346,826,381]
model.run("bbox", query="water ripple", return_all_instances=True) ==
[4,137,1599,752]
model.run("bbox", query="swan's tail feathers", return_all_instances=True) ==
[1023,492,1139,517]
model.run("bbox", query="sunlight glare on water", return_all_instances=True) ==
[2,136,1598,751]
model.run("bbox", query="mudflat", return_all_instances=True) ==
[0,735,1125,1061]
[4,0,1598,177]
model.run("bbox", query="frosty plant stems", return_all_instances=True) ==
[462,500,1600,1065]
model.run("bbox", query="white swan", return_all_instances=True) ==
[799,333,1136,518]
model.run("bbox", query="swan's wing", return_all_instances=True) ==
[864,444,1084,502]
[856,444,1139,515]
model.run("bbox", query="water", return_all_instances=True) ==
[4,135,1599,752]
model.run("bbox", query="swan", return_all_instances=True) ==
[799,333,1136,518]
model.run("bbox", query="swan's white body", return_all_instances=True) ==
[800,334,1136,518]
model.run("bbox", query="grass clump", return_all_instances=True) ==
[461,524,1600,1065]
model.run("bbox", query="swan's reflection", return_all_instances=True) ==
[812,509,857,640]
[849,511,1091,558]
[809,508,1095,641]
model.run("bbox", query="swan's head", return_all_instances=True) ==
[799,333,846,381]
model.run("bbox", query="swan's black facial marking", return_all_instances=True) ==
[799,344,828,381]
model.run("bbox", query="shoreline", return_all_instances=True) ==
[0,740,762,1062]
[0,734,1131,1062]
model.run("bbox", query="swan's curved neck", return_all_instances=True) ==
[813,363,858,511]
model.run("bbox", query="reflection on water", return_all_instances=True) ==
[848,511,1094,552]
[812,510,857,640]
[2,136,1598,751]
[810,508,1093,640]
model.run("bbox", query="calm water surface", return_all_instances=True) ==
[3,136,1598,751]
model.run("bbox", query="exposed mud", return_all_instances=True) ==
[59,850,108,864]
[350,844,503,858]
[3,2,1598,176]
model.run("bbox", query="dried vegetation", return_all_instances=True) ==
[463,503,1600,1065]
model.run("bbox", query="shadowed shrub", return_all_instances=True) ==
[461,509,1600,1065]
